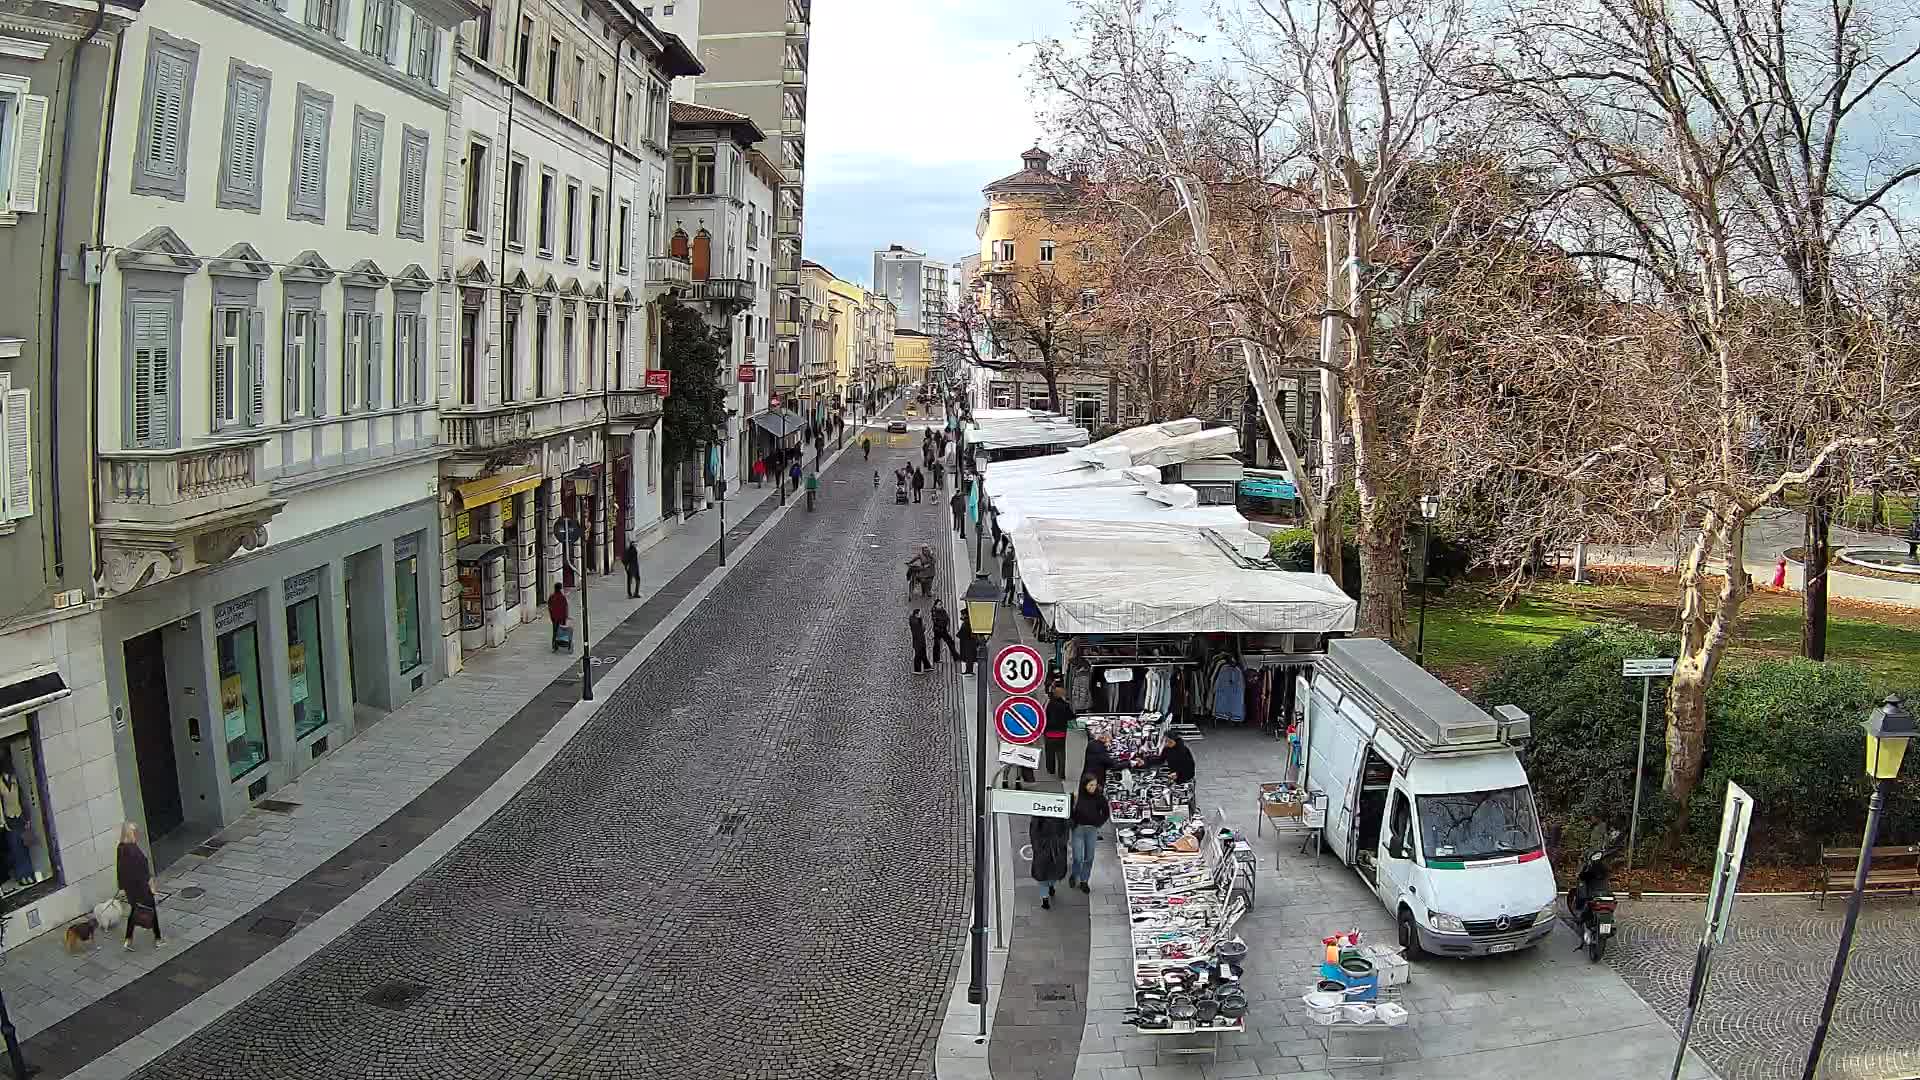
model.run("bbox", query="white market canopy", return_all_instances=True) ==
[965,410,1091,452]
[980,417,1239,496]
[1009,519,1357,636]
[993,484,1250,534]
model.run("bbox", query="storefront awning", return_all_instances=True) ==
[456,466,544,509]
[753,412,805,438]
[0,664,70,722]
[456,541,508,564]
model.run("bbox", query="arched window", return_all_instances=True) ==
[691,229,711,280]
[670,228,689,260]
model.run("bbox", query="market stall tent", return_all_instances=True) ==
[993,484,1250,533]
[1009,519,1356,635]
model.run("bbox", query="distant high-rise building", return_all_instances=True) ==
[872,246,952,339]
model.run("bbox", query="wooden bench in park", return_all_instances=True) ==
[1816,844,1920,909]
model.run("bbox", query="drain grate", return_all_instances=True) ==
[177,886,206,900]
[188,839,227,858]
[362,980,429,1011]
[256,799,300,813]
[716,812,747,837]
[248,916,296,938]
[1033,983,1075,1003]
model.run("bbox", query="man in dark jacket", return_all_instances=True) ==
[908,609,931,673]
[911,468,926,503]
[950,489,967,536]
[929,599,957,663]
[1081,730,1121,780]
[1001,545,1018,606]
[1144,732,1196,784]
[1043,681,1073,778]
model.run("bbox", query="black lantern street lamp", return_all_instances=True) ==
[963,572,1001,1035]
[1801,694,1914,1079]
[1414,493,1440,668]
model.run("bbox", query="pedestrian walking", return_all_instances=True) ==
[957,610,978,675]
[789,460,802,494]
[1030,813,1071,910]
[911,468,925,503]
[752,458,766,487]
[1043,681,1073,778]
[950,489,967,536]
[1001,544,1018,605]
[805,469,819,511]
[622,539,641,598]
[1067,772,1111,893]
[932,459,945,489]
[908,608,932,673]
[547,584,571,650]
[930,599,957,663]
[862,435,872,460]
[116,823,163,950]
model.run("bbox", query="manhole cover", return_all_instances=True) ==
[362,980,429,1011]
[177,886,206,900]
[248,916,296,938]
[716,812,747,837]
[256,800,300,813]
[1033,983,1075,1002]
[187,838,227,858]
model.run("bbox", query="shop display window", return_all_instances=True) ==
[395,549,423,672]
[286,596,329,739]
[218,622,269,780]
[0,719,56,903]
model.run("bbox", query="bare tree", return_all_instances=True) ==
[946,264,1102,412]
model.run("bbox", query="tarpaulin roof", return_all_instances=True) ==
[983,462,1162,499]
[1008,519,1356,635]
[967,416,1091,451]
[753,411,805,438]
[992,484,1249,534]
[979,417,1240,495]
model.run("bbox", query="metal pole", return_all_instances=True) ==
[1628,676,1650,869]
[718,483,727,566]
[1414,518,1431,668]
[0,988,33,1079]
[1800,780,1890,1080]
[578,528,594,701]
[1669,938,1712,1080]
[974,481,984,570]
[967,656,991,1035]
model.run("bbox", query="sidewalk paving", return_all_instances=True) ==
[0,477,788,1049]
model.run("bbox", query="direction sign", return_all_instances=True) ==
[992,644,1044,696]
[994,694,1045,745]
[991,788,1069,818]
[1623,657,1676,677]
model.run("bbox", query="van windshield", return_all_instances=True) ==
[1416,787,1542,863]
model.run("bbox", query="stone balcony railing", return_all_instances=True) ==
[647,254,694,295]
[693,277,755,305]
[440,396,609,454]
[441,408,534,450]
[95,438,284,595]
[606,388,664,430]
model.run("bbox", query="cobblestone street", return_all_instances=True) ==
[117,432,973,1080]
[1610,896,1920,1080]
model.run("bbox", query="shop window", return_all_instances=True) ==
[217,618,268,780]
[395,542,423,673]
[0,719,56,901]
[286,588,329,740]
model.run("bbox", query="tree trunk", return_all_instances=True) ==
[1311,502,1343,591]
[1663,506,1751,834]
[1354,512,1407,640]
[1802,483,1831,661]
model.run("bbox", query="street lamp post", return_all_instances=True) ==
[964,572,1001,1036]
[1415,493,1440,668]
[716,477,727,566]
[574,474,595,701]
[1801,695,1914,1080]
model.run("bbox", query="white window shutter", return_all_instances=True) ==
[343,316,358,410]
[283,312,301,418]
[8,95,49,213]
[367,314,383,408]
[230,81,261,194]
[2,386,28,520]
[413,315,427,404]
[249,309,267,423]
[354,126,376,215]
[211,307,231,425]
[310,314,327,416]
[299,105,324,206]
[402,142,423,227]
[152,57,185,179]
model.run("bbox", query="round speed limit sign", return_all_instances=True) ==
[992,644,1045,696]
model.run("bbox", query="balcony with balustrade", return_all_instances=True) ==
[440,395,608,458]
[693,278,755,307]
[646,254,694,298]
[95,438,286,595]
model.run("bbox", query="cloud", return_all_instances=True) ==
[802,0,1073,287]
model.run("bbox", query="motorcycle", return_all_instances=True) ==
[1565,828,1623,961]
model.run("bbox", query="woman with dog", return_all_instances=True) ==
[116,822,163,950]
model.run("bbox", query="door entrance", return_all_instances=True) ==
[123,630,183,842]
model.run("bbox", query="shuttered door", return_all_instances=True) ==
[131,303,173,448]
[2,386,30,520]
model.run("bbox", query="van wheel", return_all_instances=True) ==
[1397,907,1425,961]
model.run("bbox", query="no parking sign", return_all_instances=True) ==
[994,695,1044,746]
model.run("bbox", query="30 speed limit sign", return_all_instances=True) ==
[992,644,1045,696]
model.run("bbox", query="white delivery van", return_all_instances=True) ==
[1302,638,1557,959]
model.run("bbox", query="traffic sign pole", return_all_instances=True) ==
[1622,657,1676,868]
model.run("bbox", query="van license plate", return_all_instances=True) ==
[1487,942,1519,954]
[1600,924,1614,935]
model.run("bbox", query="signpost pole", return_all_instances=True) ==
[1629,676,1650,868]
[717,478,727,567]
[577,528,594,702]
[1670,781,1753,1080]
[968,655,991,1035]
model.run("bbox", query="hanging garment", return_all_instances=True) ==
[1212,663,1247,724]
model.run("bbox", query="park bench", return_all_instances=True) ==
[1815,844,1920,909]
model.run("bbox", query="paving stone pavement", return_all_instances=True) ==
[1070,726,1719,1080]
[55,427,971,1080]
[1609,895,1920,1080]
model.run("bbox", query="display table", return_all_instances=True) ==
[1257,781,1326,856]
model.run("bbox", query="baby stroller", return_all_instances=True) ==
[894,477,909,504]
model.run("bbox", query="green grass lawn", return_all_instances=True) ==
[1420,569,1920,688]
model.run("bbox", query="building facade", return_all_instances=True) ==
[650,0,808,422]
[437,0,697,672]
[872,244,949,338]
[0,0,140,948]
[88,0,479,872]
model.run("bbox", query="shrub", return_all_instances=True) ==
[1268,527,1360,596]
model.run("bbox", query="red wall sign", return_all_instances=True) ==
[645,370,672,396]
[738,364,757,384]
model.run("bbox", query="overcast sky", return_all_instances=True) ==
[803,0,1071,288]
